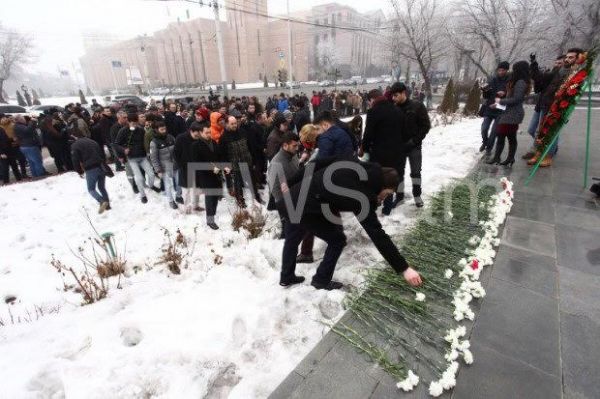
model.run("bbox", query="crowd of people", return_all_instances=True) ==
[479,47,585,167]
[0,82,430,290]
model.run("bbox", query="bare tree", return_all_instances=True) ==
[448,0,548,76]
[389,0,448,92]
[549,0,600,53]
[0,25,32,104]
[315,40,341,80]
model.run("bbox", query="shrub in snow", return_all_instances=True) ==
[231,206,267,239]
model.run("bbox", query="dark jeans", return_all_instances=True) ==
[481,115,498,152]
[281,214,346,285]
[48,142,73,172]
[0,154,22,183]
[15,147,28,176]
[85,167,109,204]
[398,146,422,197]
[205,194,220,223]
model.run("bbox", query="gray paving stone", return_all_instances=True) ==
[452,342,561,399]
[554,204,600,232]
[294,329,341,377]
[470,277,560,377]
[558,266,600,326]
[553,192,599,211]
[268,371,305,399]
[491,245,558,298]
[509,194,556,224]
[555,224,600,276]
[560,311,600,399]
[289,349,379,399]
[501,216,556,257]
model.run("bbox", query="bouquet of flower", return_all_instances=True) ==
[535,48,596,154]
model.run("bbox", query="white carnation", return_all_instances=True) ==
[444,269,454,279]
[415,292,426,302]
[429,381,444,397]
[463,349,474,365]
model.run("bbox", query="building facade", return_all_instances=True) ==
[80,1,388,92]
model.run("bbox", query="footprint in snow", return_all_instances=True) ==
[231,316,247,347]
[121,326,143,347]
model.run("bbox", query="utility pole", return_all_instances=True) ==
[188,32,198,84]
[170,38,181,85]
[286,0,294,97]
[178,35,189,84]
[197,30,208,86]
[213,0,228,97]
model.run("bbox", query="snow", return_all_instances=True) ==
[0,117,483,398]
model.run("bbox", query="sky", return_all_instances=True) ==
[0,0,390,76]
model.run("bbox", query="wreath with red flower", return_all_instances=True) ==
[535,48,596,154]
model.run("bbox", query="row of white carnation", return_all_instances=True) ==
[397,177,514,395]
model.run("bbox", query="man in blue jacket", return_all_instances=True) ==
[314,111,355,159]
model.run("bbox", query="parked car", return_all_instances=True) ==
[284,81,301,89]
[27,105,65,117]
[318,80,333,87]
[350,76,367,85]
[0,105,29,116]
[104,95,147,110]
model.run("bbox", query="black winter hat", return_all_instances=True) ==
[498,61,510,70]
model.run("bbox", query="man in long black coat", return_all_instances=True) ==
[174,121,202,212]
[277,156,422,290]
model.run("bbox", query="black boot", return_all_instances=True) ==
[486,138,504,164]
[500,138,517,166]
[280,275,306,287]
[311,280,344,290]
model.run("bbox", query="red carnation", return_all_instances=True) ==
[559,100,570,109]
[550,103,558,113]
[548,118,557,126]
[571,71,587,84]
[566,88,577,96]
[471,259,479,270]
[555,89,565,98]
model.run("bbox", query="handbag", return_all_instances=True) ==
[101,162,115,178]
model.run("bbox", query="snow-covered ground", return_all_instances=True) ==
[0,118,483,399]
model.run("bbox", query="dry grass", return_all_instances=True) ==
[0,304,61,327]
[231,206,267,239]
[156,227,199,274]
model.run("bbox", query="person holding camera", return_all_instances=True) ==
[480,62,510,157]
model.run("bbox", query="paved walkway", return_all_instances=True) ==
[270,107,600,399]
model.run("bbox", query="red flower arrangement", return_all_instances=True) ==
[534,49,596,155]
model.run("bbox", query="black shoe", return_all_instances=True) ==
[382,203,392,216]
[499,159,515,167]
[175,196,184,204]
[133,185,139,194]
[106,203,112,210]
[296,254,314,263]
[479,143,487,152]
[169,201,178,209]
[116,166,126,172]
[141,196,148,204]
[485,157,500,165]
[207,222,219,230]
[194,206,205,212]
[151,186,162,193]
[392,193,405,207]
[280,275,306,287]
[311,280,344,290]
[414,196,424,208]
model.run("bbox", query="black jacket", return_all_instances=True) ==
[396,99,431,148]
[482,74,509,117]
[71,137,104,174]
[0,127,10,156]
[192,138,223,189]
[110,122,126,144]
[115,126,147,159]
[362,98,406,167]
[173,132,197,188]
[242,120,266,163]
[283,157,409,273]
[14,122,40,148]
[293,108,311,132]
[164,111,187,137]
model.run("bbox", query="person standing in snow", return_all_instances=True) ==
[192,121,224,230]
[174,122,203,213]
[71,130,110,213]
[278,157,422,289]
[149,121,178,209]
[114,113,157,204]
[390,82,431,209]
